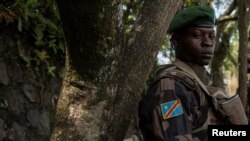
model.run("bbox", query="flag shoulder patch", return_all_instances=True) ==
[160,99,183,120]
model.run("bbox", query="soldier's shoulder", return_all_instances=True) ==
[154,64,176,76]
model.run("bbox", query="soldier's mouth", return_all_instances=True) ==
[201,53,213,58]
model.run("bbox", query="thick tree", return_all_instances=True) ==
[211,0,236,88]
[51,0,183,141]
[237,0,250,109]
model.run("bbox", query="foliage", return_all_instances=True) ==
[213,0,234,15]
[122,0,143,34]
[223,28,238,72]
[0,98,8,109]
[121,0,175,66]
[1,0,65,77]
[157,35,175,65]
[184,0,200,7]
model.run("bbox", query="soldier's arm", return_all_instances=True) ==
[139,78,200,141]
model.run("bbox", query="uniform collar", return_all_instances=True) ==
[175,58,211,85]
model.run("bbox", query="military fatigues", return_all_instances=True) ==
[139,59,219,141]
[139,60,247,141]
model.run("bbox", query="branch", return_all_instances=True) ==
[216,16,238,25]
[222,0,236,16]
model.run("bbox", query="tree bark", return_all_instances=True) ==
[100,0,183,141]
[52,0,183,141]
[211,0,236,88]
[237,0,249,109]
[211,23,235,88]
[51,0,119,141]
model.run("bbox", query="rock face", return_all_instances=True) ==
[0,25,64,140]
[0,62,9,86]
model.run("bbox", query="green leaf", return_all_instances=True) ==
[19,50,31,67]
[35,49,49,61]
[35,40,46,47]
[46,19,58,31]
[48,65,56,77]
[58,41,65,52]
[18,17,22,32]
[26,0,38,7]
[0,98,8,109]
[48,39,57,53]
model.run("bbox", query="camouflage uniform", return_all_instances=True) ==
[139,60,214,141]
[138,59,247,141]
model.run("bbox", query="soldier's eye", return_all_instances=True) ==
[192,34,202,39]
[209,35,215,40]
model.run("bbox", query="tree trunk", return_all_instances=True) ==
[237,0,249,109]
[100,0,183,140]
[51,0,119,140]
[211,23,235,88]
[211,0,236,88]
[51,0,183,141]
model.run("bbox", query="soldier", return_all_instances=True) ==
[138,5,248,141]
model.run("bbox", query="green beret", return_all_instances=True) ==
[167,5,216,34]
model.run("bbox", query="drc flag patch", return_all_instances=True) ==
[161,99,183,120]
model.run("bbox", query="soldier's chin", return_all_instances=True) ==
[198,59,211,66]
[201,60,211,66]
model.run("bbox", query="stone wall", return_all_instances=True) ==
[0,24,63,141]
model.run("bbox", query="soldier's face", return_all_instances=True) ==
[173,26,216,66]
